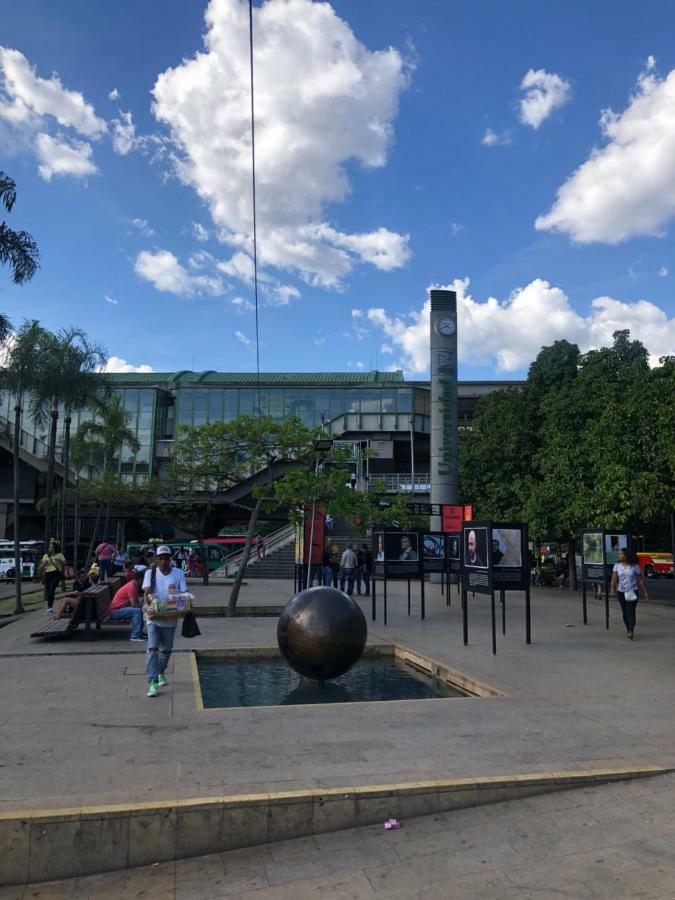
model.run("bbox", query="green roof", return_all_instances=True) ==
[103,370,405,386]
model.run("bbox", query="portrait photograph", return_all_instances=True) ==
[491,528,522,567]
[447,534,461,561]
[604,533,628,565]
[464,526,488,568]
[384,531,419,562]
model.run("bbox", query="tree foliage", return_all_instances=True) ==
[460,331,675,548]
[0,171,39,285]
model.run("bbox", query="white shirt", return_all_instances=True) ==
[613,563,640,595]
[142,566,188,600]
[340,549,357,570]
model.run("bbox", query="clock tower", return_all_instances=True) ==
[430,289,458,528]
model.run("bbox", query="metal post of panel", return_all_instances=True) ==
[582,582,588,624]
[604,575,610,629]
[372,578,376,622]
[525,586,531,644]
[383,577,388,627]
[420,574,426,621]
[501,588,506,635]
[462,589,468,645]
[491,591,497,656]
[407,579,411,616]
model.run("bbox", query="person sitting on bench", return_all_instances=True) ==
[107,571,145,641]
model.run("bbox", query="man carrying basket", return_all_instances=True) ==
[142,545,191,698]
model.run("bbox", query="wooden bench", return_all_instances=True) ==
[30,577,131,640]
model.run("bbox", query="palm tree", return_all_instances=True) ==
[0,321,51,614]
[75,395,140,563]
[0,171,39,285]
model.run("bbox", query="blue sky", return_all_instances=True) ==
[1,0,674,379]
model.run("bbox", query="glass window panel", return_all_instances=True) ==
[361,414,379,430]
[239,390,253,415]
[124,390,139,411]
[360,390,380,413]
[381,390,396,412]
[194,389,208,426]
[178,390,193,425]
[329,389,345,417]
[224,390,238,420]
[414,392,427,414]
[346,390,360,413]
[208,390,224,422]
[255,389,268,417]
[269,389,284,420]
[397,390,412,413]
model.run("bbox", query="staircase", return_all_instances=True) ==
[221,516,370,580]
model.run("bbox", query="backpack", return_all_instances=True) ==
[356,549,365,568]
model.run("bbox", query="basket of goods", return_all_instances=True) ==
[146,591,193,619]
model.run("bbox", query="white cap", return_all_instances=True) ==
[133,564,148,573]
[156,545,172,556]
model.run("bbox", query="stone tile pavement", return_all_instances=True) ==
[2,579,675,814]
[7,773,675,898]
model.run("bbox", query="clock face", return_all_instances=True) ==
[436,316,456,337]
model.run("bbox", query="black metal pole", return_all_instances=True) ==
[501,587,506,635]
[407,579,411,616]
[384,577,388,627]
[582,582,588,625]
[525,585,531,644]
[421,575,425,621]
[372,577,376,622]
[604,575,610,629]
[462,588,468,645]
[440,569,444,597]
[491,590,497,655]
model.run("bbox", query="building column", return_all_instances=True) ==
[430,289,458,532]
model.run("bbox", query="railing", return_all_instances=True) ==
[370,473,431,492]
[213,523,296,577]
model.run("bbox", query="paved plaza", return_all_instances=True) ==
[7,773,675,898]
[1,577,675,893]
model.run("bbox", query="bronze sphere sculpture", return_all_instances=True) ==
[277,586,368,680]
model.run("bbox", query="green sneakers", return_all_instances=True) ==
[147,680,158,697]
[157,674,168,687]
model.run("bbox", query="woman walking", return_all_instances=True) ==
[40,540,66,615]
[610,548,650,639]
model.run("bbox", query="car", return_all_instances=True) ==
[637,552,674,579]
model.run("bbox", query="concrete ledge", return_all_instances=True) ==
[0,765,666,886]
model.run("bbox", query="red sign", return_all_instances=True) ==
[441,504,474,532]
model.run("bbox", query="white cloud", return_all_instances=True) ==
[111,110,138,155]
[35,132,98,181]
[450,222,464,236]
[365,277,675,374]
[230,296,254,312]
[481,128,511,147]
[134,249,223,297]
[263,283,300,306]
[108,88,120,101]
[659,266,669,277]
[0,47,106,180]
[103,355,153,373]
[235,329,251,347]
[151,0,410,288]
[217,251,256,282]
[104,295,118,305]
[536,61,675,243]
[192,222,209,242]
[130,217,155,237]
[0,48,106,137]
[519,68,571,130]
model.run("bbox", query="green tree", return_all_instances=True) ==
[75,395,141,562]
[0,171,39,286]
[0,321,51,613]
[32,329,107,547]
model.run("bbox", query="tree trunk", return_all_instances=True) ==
[12,402,24,615]
[72,479,80,573]
[200,505,211,586]
[59,414,71,550]
[85,503,102,568]
[102,502,111,542]
[43,406,58,546]
[226,497,261,617]
[568,537,577,591]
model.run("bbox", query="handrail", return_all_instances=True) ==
[370,472,431,491]
[217,522,296,577]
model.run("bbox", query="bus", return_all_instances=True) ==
[0,540,44,581]
[125,540,229,573]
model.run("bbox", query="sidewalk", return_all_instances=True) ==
[2,579,675,815]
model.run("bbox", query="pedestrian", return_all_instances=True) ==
[71,569,90,593]
[329,542,340,587]
[40,540,66,614]
[339,543,357,596]
[360,543,372,596]
[322,544,334,588]
[142,545,189,698]
[255,533,265,559]
[107,570,145,641]
[113,547,126,573]
[355,545,365,595]
[610,547,651,640]
[95,537,116,580]
[325,514,334,532]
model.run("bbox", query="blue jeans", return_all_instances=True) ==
[99,559,113,580]
[361,571,371,594]
[109,606,143,639]
[146,621,176,683]
[339,569,355,595]
[323,566,334,587]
